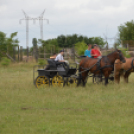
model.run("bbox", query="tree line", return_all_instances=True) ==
[33,34,106,48]
[1,20,134,59]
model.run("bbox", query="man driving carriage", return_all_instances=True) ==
[55,50,69,64]
[55,50,65,62]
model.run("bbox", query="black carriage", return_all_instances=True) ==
[33,59,79,88]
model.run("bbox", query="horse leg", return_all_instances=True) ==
[105,77,109,85]
[114,70,120,84]
[77,67,82,86]
[104,71,109,85]
[124,72,131,83]
[81,72,88,87]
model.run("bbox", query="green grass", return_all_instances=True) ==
[0,63,134,134]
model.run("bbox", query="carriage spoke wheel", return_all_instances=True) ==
[108,73,114,84]
[52,75,64,87]
[67,77,78,87]
[93,75,104,84]
[35,76,49,89]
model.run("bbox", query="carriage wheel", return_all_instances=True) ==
[52,75,64,87]
[108,73,114,84]
[35,76,50,89]
[67,77,78,87]
[93,75,104,84]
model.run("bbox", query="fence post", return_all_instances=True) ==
[20,46,23,61]
[51,46,52,56]
[73,45,75,62]
[13,46,16,61]
[18,46,19,62]
[35,46,38,62]
[26,47,29,62]
[44,47,45,59]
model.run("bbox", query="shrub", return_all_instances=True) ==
[119,48,131,58]
[75,41,87,55]
[1,57,11,66]
[38,59,46,65]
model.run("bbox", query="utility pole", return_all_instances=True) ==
[33,9,49,40]
[19,10,33,48]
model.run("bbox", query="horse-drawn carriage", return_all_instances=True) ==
[33,59,79,88]
[33,49,126,88]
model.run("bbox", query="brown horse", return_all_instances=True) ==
[114,57,134,83]
[78,50,126,86]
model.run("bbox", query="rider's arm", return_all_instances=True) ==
[91,50,97,56]
[84,50,88,57]
[99,50,102,55]
[58,60,65,62]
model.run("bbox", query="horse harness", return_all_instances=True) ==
[94,56,114,73]
[125,58,134,72]
[80,56,114,74]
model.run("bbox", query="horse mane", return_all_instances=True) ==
[106,50,117,56]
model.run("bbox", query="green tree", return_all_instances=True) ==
[75,41,87,55]
[32,38,37,47]
[118,20,134,47]
[6,32,19,56]
[57,35,66,47]
[0,31,19,59]
[91,37,106,48]
[0,32,7,54]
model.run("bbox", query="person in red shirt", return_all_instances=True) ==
[91,44,102,58]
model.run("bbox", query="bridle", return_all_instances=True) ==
[119,51,124,62]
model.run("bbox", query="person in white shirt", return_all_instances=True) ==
[55,50,65,62]
[55,50,69,66]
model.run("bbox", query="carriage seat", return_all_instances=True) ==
[47,59,57,70]
[47,59,67,70]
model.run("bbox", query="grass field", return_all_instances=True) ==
[0,63,134,134]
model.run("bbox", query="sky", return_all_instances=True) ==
[0,0,134,48]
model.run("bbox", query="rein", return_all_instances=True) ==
[80,56,113,74]
[79,51,124,74]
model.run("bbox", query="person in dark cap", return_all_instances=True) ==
[55,50,65,62]
[84,44,92,57]
[91,44,102,58]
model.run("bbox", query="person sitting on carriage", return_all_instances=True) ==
[50,53,57,59]
[91,44,102,58]
[84,44,92,58]
[55,50,69,64]
[55,50,65,62]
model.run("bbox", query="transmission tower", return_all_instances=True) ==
[19,10,33,48]
[33,9,49,40]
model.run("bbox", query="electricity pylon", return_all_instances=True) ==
[19,10,33,48]
[33,9,49,40]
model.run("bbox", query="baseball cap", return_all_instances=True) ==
[94,44,98,47]
[59,50,64,52]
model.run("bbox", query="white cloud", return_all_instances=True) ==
[0,0,134,48]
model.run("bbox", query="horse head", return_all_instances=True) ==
[115,49,126,63]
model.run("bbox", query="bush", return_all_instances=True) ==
[38,59,46,65]
[1,57,11,66]
[119,48,131,58]
[75,41,87,55]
